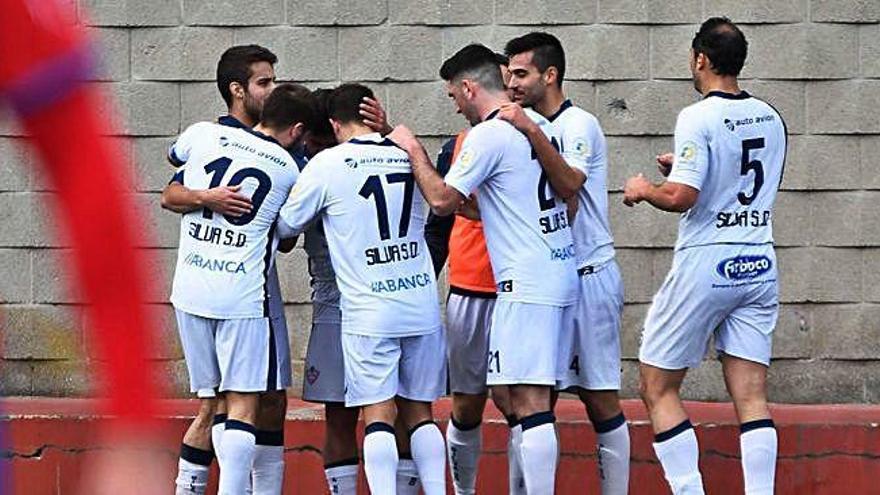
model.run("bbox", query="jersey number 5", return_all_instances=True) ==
[359,173,415,240]
[738,138,765,206]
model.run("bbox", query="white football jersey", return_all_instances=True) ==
[667,91,786,250]
[444,108,578,307]
[549,100,615,268]
[278,133,441,338]
[169,122,299,319]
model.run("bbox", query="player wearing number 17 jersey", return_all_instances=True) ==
[167,84,316,494]
[624,18,785,495]
[278,84,447,495]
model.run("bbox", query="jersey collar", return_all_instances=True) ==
[349,132,398,147]
[705,90,751,100]
[546,99,573,122]
[483,108,501,121]
[217,114,249,129]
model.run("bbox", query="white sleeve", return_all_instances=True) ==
[667,108,709,191]
[561,114,601,177]
[167,122,210,167]
[277,159,328,238]
[444,123,504,197]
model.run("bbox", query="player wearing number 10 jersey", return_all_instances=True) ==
[624,18,785,495]
[168,84,316,494]
[278,84,447,495]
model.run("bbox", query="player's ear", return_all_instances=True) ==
[544,67,558,87]
[291,122,305,142]
[330,118,343,140]
[229,81,245,101]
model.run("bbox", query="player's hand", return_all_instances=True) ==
[361,97,393,135]
[656,152,674,177]
[387,125,419,153]
[456,194,481,220]
[623,174,651,207]
[200,185,252,217]
[497,102,537,134]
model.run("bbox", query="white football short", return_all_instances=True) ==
[342,329,447,408]
[639,244,779,370]
[486,300,567,387]
[557,260,624,391]
[302,322,346,403]
[446,292,496,395]
[175,309,289,393]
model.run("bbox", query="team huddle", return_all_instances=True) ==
[164,17,785,495]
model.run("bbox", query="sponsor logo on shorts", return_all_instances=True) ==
[716,255,772,280]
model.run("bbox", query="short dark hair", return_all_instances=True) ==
[691,17,748,76]
[504,32,566,88]
[216,45,278,106]
[260,83,317,131]
[310,88,335,138]
[439,44,505,92]
[328,83,374,125]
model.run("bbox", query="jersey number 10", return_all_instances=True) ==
[359,173,415,240]
[202,157,272,226]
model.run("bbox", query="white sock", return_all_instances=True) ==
[509,422,526,495]
[212,414,227,462]
[410,422,447,495]
[446,419,482,495]
[595,414,631,495]
[653,421,705,495]
[740,420,777,495]
[176,445,213,495]
[363,423,398,494]
[520,412,559,494]
[325,461,359,495]
[397,457,421,495]
[252,430,285,495]
[218,421,257,495]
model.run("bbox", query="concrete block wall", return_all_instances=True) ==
[1,0,878,402]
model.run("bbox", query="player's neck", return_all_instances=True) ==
[476,91,511,121]
[252,123,278,141]
[337,123,375,142]
[228,107,256,128]
[700,76,741,97]
[535,90,566,119]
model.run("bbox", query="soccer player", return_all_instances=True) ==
[279,83,448,495]
[501,32,630,494]
[163,45,293,495]
[424,53,528,495]
[163,83,316,494]
[298,89,423,495]
[623,18,785,495]
[389,44,578,494]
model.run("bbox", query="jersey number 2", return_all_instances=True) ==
[738,138,765,206]
[359,173,415,240]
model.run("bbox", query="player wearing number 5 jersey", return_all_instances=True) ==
[167,84,316,495]
[624,18,785,495]
[278,84,447,495]
[389,44,578,494]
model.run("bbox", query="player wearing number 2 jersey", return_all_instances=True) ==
[624,18,785,495]
[166,84,316,495]
[278,84,447,495]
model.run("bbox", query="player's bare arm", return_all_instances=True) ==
[160,182,253,216]
[622,174,698,213]
[656,152,674,177]
[455,194,480,221]
[359,96,393,135]
[388,124,465,216]
[498,102,584,199]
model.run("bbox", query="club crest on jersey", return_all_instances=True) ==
[457,149,475,169]
[679,141,697,163]
[716,255,772,281]
[572,138,590,160]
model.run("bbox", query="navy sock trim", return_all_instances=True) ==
[365,422,395,435]
[655,419,693,443]
[324,457,359,469]
[212,413,228,426]
[451,416,481,431]
[594,413,627,434]
[399,451,413,460]
[519,411,555,432]
[180,443,214,466]
[255,429,284,446]
[409,420,437,437]
[740,418,775,434]
[225,419,257,436]
[505,414,519,428]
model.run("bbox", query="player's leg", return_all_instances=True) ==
[578,390,629,495]
[252,390,287,495]
[220,391,261,494]
[395,417,422,495]
[445,293,493,495]
[398,329,448,495]
[174,311,222,495]
[212,396,227,462]
[508,385,557,494]
[490,386,525,495]
[343,333,403,494]
[323,403,361,495]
